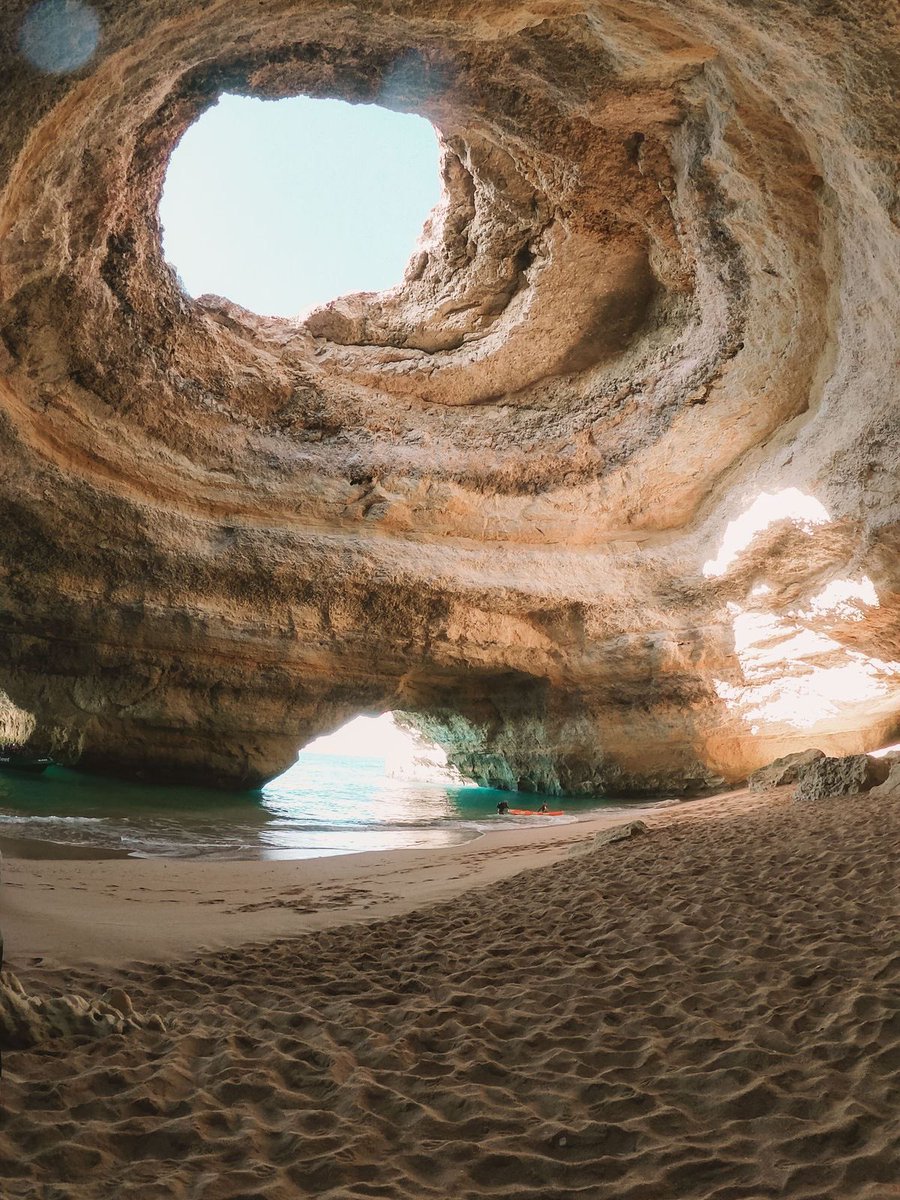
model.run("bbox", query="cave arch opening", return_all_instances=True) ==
[251,711,493,855]
[159,92,442,318]
[266,712,469,794]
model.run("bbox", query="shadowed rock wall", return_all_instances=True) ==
[0,0,897,792]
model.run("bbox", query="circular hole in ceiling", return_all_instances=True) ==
[159,93,442,319]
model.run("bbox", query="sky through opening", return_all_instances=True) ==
[160,94,441,318]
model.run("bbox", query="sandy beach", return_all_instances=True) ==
[0,800,668,970]
[1,785,898,1198]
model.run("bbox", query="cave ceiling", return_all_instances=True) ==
[0,0,897,792]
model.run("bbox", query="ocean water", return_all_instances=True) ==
[0,753,655,860]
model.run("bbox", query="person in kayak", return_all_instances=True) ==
[537,803,549,813]
[497,799,510,815]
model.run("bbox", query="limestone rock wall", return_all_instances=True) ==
[0,0,897,793]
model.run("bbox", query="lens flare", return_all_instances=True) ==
[19,0,100,75]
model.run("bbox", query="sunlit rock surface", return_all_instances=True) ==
[0,1,897,793]
[747,749,824,792]
[871,764,900,799]
[793,754,889,804]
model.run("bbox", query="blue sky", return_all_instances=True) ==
[160,94,441,317]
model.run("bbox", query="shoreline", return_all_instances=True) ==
[1,792,690,972]
[0,797,671,864]
[0,772,677,863]
[0,832,132,860]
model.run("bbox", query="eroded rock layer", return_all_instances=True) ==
[0,0,897,792]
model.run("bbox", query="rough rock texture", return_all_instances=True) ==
[0,1,898,794]
[747,748,825,791]
[870,763,900,798]
[793,753,889,803]
[570,818,649,854]
[0,972,164,1051]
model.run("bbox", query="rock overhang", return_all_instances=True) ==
[0,0,897,792]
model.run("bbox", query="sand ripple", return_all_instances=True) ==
[2,790,898,1198]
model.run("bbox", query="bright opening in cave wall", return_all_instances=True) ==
[269,713,468,789]
[159,93,442,318]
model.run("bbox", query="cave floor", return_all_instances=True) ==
[1,785,897,1199]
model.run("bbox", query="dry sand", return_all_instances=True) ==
[1,787,898,1198]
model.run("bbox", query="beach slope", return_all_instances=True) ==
[1,787,898,1198]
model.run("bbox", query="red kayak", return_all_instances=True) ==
[507,808,564,816]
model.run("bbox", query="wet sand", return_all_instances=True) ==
[0,802,667,969]
[1,786,898,1198]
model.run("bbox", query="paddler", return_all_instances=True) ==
[496,799,510,815]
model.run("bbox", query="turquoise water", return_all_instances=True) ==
[0,753,652,860]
